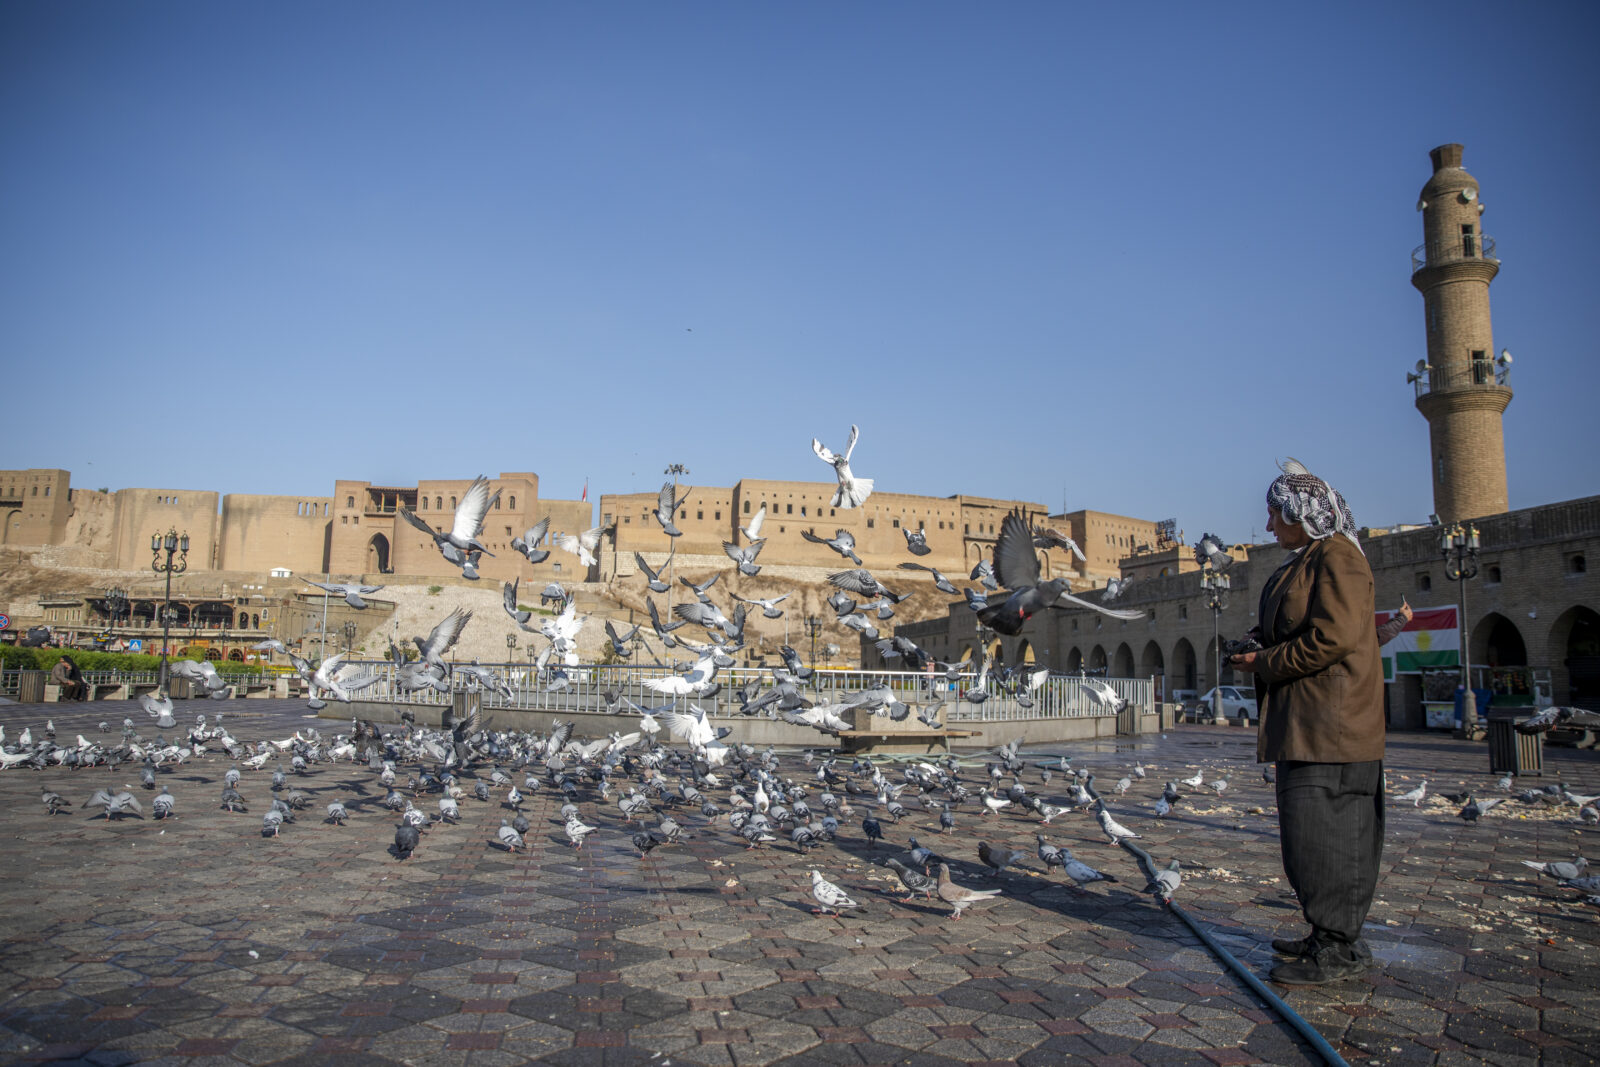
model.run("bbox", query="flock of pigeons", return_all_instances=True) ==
[15,429,1593,929]
[225,425,1163,728]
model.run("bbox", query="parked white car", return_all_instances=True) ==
[1189,686,1259,723]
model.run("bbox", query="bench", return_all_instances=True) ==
[88,682,125,700]
[836,727,980,755]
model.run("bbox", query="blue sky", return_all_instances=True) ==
[3,3,1595,546]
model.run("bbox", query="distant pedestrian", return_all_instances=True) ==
[51,655,87,701]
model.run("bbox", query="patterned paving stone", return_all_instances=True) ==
[1,700,1596,1064]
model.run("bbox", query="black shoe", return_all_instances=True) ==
[1271,934,1317,957]
[1270,944,1369,986]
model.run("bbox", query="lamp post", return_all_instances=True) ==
[1442,523,1482,740]
[1200,568,1232,724]
[505,631,517,665]
[803,615,824,669]
[663,463,689,620]
[151,529,189,695]
[343,620,358,655]
[103,587,128,646]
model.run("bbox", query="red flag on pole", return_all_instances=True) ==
[581,479,588,502]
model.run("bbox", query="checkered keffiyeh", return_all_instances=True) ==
[1266,457,1362,552]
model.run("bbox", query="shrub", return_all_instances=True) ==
[427,585,443,596]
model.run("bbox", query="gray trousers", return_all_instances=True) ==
[1275,760,1385,944]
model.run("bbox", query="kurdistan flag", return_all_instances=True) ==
[1380,606,1459,680]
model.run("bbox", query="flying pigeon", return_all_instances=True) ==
[903,528,931,556]
[802,528,862,565]
[503,579,532,626]
[979,510,1142,636]
[654,481,691,537]
[397,475,500,578]
[721,539,764,576]
[1193,532,1234,573]
[635,550,672,593]
[739,505,767,543]
[413,607,472,675]
[729,591,789,619]
[303,579,384,609]
[554,523,610,568]
[510,517,552,563]
[898,561,957,594]
[811,425,873,508]
[1032,526,1087,561]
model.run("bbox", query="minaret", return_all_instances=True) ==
[1410,143,1512,523]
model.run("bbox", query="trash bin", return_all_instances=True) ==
[17,670,45,703]
[169,676,192,699]
[450,689,479,729]
[1486,712,1543,776]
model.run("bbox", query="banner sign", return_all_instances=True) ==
[1380,606,1459,680]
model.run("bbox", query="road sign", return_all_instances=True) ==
[129,639,143,652]
[0,613,9,630]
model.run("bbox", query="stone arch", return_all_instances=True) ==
[367,533,391,574]
[227,648,245,662]
[1088,645,1107,672]
[1111,642,1135,678]
[204,647,222,661]
[1172,637,1197,693]
[1473,612,1527,670]
[1066,647,1083,673]
[1550,606,1600,710]
[1,509,18,544]
[1015,639,1036,665]
[1140,640,1166,698]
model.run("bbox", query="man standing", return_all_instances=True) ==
[1230,459,1385,985]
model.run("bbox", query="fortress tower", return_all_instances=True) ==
[1410,143,1512,523]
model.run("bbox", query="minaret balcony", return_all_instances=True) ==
[1411,234,1497,274]
[1413,360,1511,401]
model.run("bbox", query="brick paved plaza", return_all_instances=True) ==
[0,699,1595,1066]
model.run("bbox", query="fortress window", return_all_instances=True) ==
[509,496,516,509]
[715,511,721,520]
[1461,223,1477,257]
[1572,554,1588,574]
[1486,565,1501,583]
[353,516,359,525]
[800,506,807,517]
[1417,573,1431,592]
[31,487,36,496]
[624,516,630,523]
[743,501,750,514]
[1178,604,1188,620]
[494,498,500,509]
[697,510,703,520]
[347,496,354,508]
[786,504,792,515]
[43,486,49,496]
[341,516,347,525]
[867,518,875,528]
[436,497,443,510]
[892,518,900,528]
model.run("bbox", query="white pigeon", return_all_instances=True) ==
[811,424,874,509]
[643,650,720,697]
[140,692,177,729]
[1396,780,1427,806]
[809,869,862,916]
[739,505,767,543]
[554,523,610,568]
[303,579,384,609]
[1095,803,1141,845]
[1181,770,1205,789]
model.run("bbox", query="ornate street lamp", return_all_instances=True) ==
[343,620,358,655]
[505,631,518,664]
[1200,568,1232,724]
[151,529,189,694]
[1442,523,1482,739]
[101,587,128,648]
[803,615,824,670]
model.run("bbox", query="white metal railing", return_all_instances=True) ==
[340,661,1154,724]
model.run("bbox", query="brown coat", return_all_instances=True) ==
[1252,535,1385,763]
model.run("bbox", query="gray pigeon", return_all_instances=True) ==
[304,579,384,609]
[809,869,863,915]
[511,517,552,563]
[884,858,937,902]
[801,528,862,565]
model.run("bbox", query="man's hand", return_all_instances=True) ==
[1230,651,1262,673]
